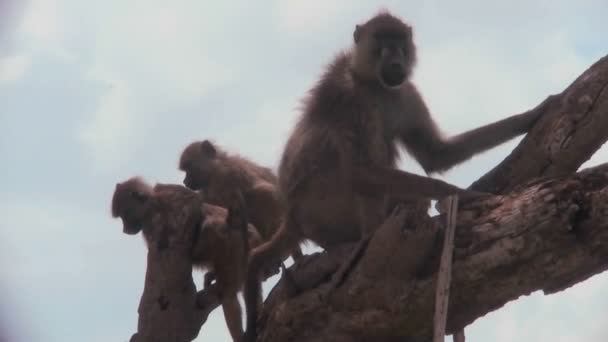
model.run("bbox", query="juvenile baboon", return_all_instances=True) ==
[111,177,263,342]
[192,202,263,342]
[179,139,303,262]
[243,11,552,340]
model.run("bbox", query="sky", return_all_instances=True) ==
[1,0,608,341]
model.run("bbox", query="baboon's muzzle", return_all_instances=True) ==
[380,63,405,87]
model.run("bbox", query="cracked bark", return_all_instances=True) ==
[254,54,608,342]
[257,163,608,342]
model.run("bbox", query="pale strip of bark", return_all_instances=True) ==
[434,196,459,342]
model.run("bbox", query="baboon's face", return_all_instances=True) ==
[180,140,217,191]
[354,16,416,89]
[121,216,143,235]
[116,190,149,235]
[182,166,211,191]
[372,32,414,89]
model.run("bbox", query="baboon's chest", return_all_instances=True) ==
[352,102,396,166]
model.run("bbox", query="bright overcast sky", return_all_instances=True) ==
[1,1,608,341]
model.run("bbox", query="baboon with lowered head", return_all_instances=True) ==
[179,139,303,262]
[111,177,263,342]
[243,11,552,340]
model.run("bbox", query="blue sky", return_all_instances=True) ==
[1,1,608,341]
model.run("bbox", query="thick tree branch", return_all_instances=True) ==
[257,163,608,342]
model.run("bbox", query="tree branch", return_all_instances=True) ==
[257,163,608,342]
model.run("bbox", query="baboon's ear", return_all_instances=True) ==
[200,140,217,158]
[354,24,362,43]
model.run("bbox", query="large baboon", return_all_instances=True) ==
[243,11,550,340]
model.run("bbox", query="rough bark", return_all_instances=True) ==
[255,54,608,342]
[255,163,608,342]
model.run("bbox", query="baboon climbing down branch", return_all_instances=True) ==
[111,178,264,342]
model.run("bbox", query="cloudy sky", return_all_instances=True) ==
[1,0,608,341]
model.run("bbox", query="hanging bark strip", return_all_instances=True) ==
[434,195,459,342]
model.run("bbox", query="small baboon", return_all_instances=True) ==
[192,202,263,342]
[243,11,551,340]
[179,139,303,262]
[111,177,263,342]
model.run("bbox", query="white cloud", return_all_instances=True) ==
[415,30,588,135]
[73,2,242,168]
[536,34,588,90]
[276,0,352,33]
[90,2,235,103]
[0,55,31,82]
[77,85,137,166]
[212,98,302,168]
[0,197,94,279]
[19,0,62,45]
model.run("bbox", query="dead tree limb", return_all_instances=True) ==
[433,196,458,342]
[256,163,608,342]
